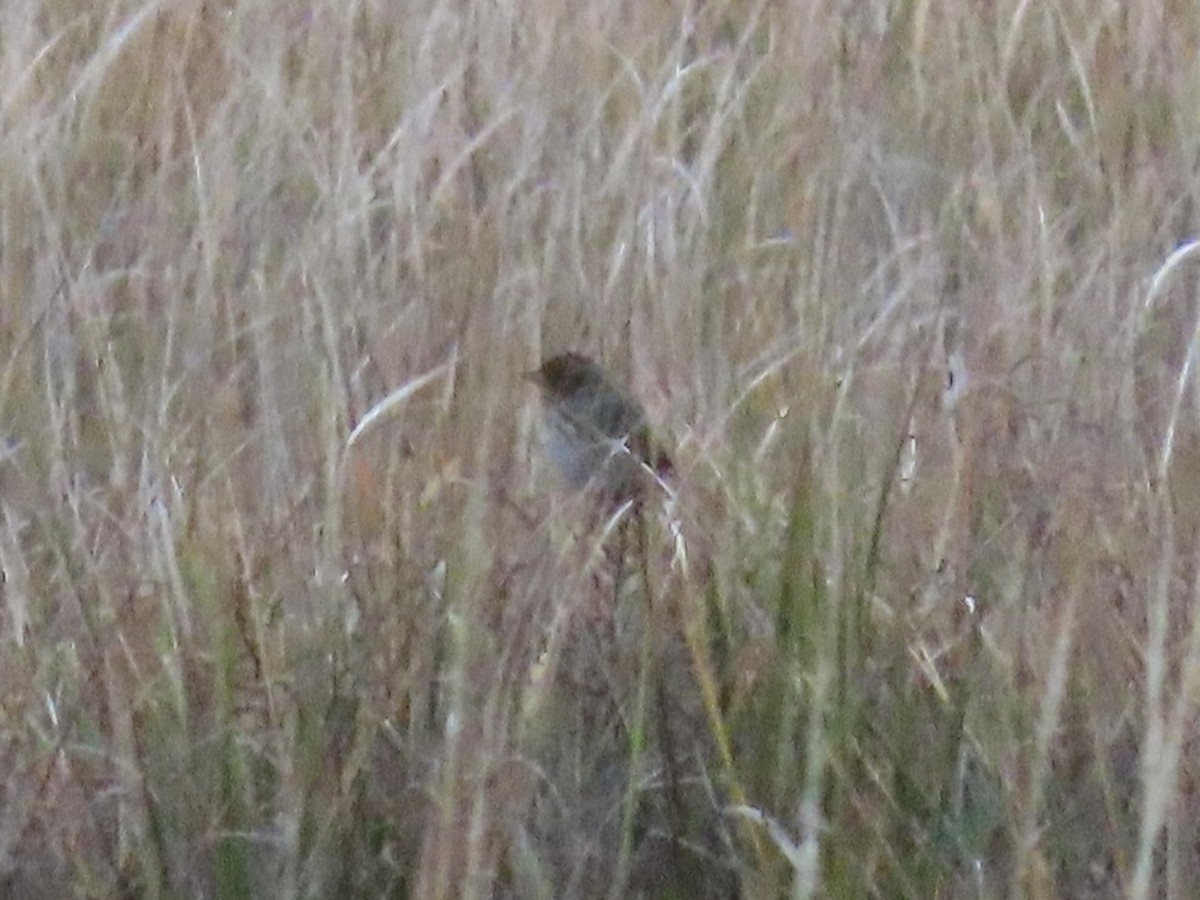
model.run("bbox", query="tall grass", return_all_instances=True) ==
[1,0,1198,897]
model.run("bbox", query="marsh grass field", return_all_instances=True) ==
[2,1,1200,897]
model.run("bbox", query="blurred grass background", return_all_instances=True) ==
[1,0,1199,897]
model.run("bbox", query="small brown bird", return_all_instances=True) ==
[528,353,672,505]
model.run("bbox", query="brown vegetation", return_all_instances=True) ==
[1,1,1199,897]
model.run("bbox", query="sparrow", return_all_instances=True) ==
[527,353,672,505]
